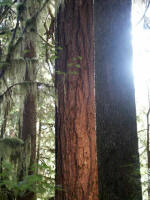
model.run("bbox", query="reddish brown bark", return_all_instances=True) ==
[55,1,98,200]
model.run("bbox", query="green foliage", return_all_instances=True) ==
[55,70,65,75]
[67,56,82,68]
[0,0,13,7]
[0,161,55,199]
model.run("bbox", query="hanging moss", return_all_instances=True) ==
[25,18,35,27]
[0,137,24,161]
[0,137,24,148]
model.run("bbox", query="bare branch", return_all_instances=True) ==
[137,1,150,25]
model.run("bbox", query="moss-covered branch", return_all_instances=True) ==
[0,81,53,101]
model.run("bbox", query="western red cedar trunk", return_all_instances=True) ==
[94,1,142,200]
[55,1,98,200]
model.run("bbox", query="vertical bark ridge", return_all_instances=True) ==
[55,1,98,200]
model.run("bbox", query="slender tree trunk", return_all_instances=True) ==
[147,108,150,200]
[94,1,142,200]
[55,1,98,200]
[36,120,41,174]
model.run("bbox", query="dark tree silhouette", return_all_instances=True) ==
[94,1,142,200]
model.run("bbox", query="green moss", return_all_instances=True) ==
[30,27,36,32]
[0,137,24,148]
[7,43,14,54]
[25,17,36,27]
[0,137,24,162]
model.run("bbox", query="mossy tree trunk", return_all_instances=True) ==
[1,102,10,138]
[0,102,10,196]
[17,1,38,200]
[94,1,142,200]
[55,1,98,200]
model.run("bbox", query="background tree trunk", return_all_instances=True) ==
[147,108,150,200]
[17,1,38,199]
[55,1,98,199]
[94,1,142,200]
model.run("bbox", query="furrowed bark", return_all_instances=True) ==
[55,1,98,200]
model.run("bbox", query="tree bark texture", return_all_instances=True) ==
[55,1,98,200]
[17,1,38,200]
[0,102,10,138]
[94,1,142,200]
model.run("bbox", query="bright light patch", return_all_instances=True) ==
[133,28,150,81]
[132,4,150,107]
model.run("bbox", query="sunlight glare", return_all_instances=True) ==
[132,4,150,107]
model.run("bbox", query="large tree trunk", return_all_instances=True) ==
[55,1,98,200]
[94,1,142,200]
